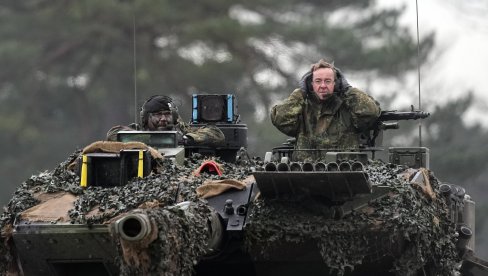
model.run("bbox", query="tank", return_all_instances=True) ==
[1,94,487,276]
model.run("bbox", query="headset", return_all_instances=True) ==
[304,67,348,98]
[140,95,179,129]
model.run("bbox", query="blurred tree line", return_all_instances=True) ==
[1,0,487,256]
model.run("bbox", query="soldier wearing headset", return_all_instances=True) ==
[107,95,225,147]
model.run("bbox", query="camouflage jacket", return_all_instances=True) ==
[106,117,225,148]
[177,119,225,147]
[271,70,380,160]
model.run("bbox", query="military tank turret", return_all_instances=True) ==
[1,94,487,276]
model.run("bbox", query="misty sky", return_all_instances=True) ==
[375,0,488,127]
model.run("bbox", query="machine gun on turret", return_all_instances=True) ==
[358,106,431,168]
[364,106,430,148]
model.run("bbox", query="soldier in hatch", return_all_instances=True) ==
[107,95,225,147]
[270,59,380,160]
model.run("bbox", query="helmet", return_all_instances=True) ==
[140,95,179,130]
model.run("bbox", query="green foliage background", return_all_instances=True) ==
[1,0,487,258]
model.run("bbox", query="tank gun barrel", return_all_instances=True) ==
[114,213,153,242]
[112,203,224,254]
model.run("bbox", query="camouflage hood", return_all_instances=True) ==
[299,67,351,97]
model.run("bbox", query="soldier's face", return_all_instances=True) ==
[147,110,173,130]
[312,68,335,101]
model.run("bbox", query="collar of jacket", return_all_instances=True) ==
[307,92,343,116]
[301,91,343,136]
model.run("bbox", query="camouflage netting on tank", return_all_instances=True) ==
[0,151,255,275]
[0,151,460,275]
[245,161,459,276]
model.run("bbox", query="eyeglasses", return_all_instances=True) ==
[313,79,334,85]
[149,111,172,120]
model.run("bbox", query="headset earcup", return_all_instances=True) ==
[171,108,179,124]
[334,78,341,93]
[140,107,147,129]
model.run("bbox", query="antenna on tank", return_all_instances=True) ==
[415,0,423,147]
[133,14,138,124]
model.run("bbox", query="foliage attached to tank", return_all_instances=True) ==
[0,152,251,275]
[244,161,459,275]
[0,155,461,275]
